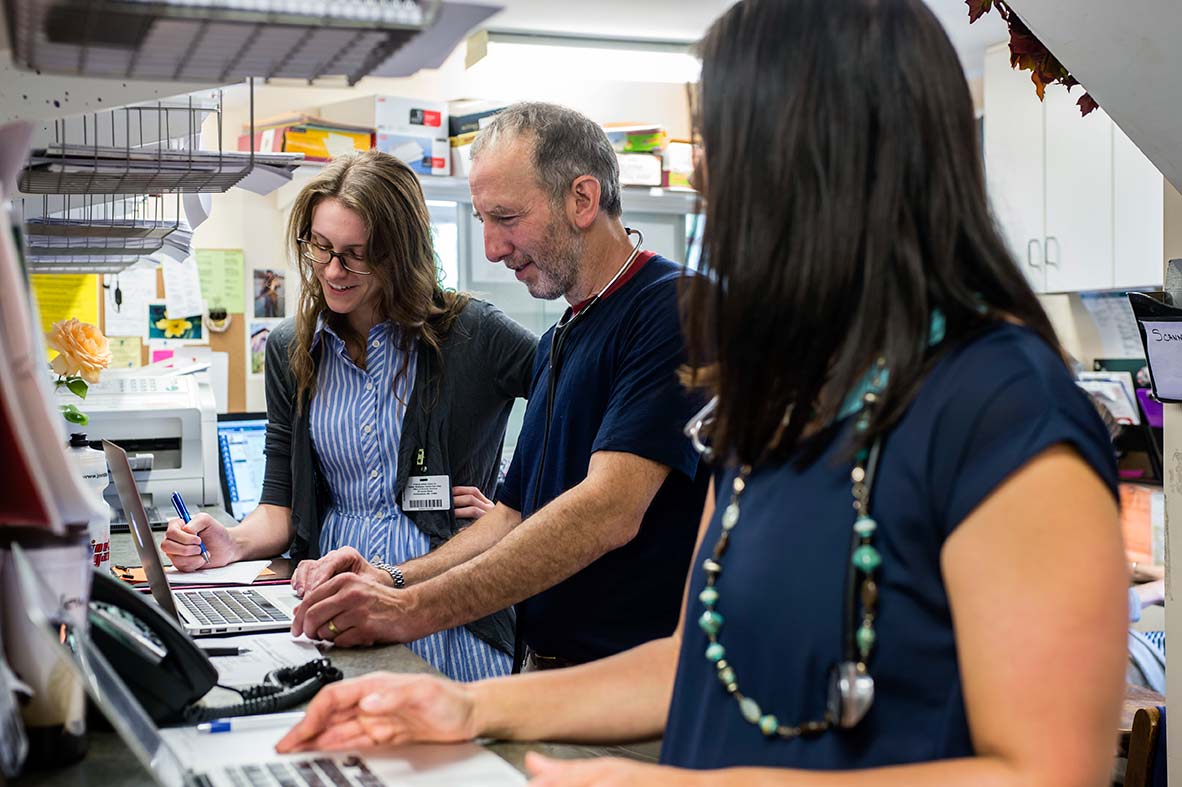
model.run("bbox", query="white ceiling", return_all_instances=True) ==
[477,0,1008,77]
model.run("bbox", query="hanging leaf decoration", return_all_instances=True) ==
[967,0,1098,116]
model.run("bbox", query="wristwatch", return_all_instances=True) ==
[371,559,405,588]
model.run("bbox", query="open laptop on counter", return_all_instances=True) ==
[104,439,299,637]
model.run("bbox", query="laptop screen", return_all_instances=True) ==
[217,413,268,522]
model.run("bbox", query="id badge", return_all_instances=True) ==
[402,475,450,511]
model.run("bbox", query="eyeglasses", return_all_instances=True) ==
[297,238,373,276]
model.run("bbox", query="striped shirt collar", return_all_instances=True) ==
[311,314,398,354]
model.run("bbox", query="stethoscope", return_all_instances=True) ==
[528,227,644,512]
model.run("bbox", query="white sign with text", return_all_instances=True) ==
[1141,321,1182,400]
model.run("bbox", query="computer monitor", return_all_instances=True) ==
[216,412,268,522]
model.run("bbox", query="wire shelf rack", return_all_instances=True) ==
[5,0,439,85]
[17,93,256,194]
[20,191,182,273]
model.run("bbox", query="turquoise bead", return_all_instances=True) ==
[698,610,723,635]
[705,642,726,662]
[718,666,736,685]
[851,544,882,573]
[699,587,719,607]
[857,623,877,656]
[739,696,761,723]
[759,714,779,736]
[853,516,877,536]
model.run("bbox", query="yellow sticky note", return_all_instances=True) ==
[107,337,143,369]
[29,274,101,360]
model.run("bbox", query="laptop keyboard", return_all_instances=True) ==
[190,756,386,787]
[110,505,169,532]
[177,589,291,626]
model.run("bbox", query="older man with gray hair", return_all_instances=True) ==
[291,102,709,673]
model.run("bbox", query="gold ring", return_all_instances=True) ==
[327,619,338,635]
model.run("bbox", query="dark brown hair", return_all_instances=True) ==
[682,0,1062,465]
[287,150,468,410]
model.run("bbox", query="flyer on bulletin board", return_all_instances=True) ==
[195,249,245,314]
[29,274,101,359]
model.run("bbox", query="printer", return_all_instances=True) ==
[58,373,220,511]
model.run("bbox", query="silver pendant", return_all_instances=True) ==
[827,661,875,728]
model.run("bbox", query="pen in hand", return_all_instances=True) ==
[171,491,210,563]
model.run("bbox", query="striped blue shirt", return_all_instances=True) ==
[309,319,511,681]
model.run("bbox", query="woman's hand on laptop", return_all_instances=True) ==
[275,672,478,753]
[291,546,392,597]
[160,513,238,571]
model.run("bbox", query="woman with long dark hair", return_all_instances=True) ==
[275,2,1128,781]
[162,151,536,681]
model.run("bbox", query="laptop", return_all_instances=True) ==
[216,412,268,522]
[103,439,300,637]
[10,544,527,787]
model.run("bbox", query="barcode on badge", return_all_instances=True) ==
[405,498,444,509]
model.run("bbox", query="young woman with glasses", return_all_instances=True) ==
[275,0,1129,782]
[162,150,537,681]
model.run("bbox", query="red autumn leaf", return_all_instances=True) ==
[1078,93,1099,116]
[966,0,993,23]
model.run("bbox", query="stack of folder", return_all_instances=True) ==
[237,114,375,163]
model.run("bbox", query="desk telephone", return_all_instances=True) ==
[88,570,341,725]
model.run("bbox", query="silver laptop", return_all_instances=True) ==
[103,440,300,636]
[10,544,527,787]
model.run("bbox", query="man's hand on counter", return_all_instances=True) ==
[290,572,425,647]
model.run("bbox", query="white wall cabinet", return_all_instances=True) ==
[984,43,1163,293]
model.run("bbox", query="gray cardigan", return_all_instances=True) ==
[259,298,537,654]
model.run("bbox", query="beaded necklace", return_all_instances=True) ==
[695,313,946,739]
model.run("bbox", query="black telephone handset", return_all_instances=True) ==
[88,568,217,725]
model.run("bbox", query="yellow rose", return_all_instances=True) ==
[46,319,112,385]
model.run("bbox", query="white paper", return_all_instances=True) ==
[1140,321,1182,399]
[1080,291,1145,358]
[162,257,205,319]
[198,632,321,687]
[237,164,295,197]
[103,268,157,338]
[164,560,271,586]
[183,192,212,230]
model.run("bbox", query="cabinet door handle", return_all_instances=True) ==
[1044,236,1060,268]
[1026,238,1042,269]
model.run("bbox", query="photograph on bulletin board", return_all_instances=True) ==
[249,320,275,376]
[253,269,286,319]
[148,302,204,343]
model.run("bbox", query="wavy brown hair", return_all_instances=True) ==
[683,0,1061,467]
[287,150,468,411]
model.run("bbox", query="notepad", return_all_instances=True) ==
[114,561,275,587]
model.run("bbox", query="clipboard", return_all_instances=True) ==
[1127,291,1182,403]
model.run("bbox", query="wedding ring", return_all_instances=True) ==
[327,619,338,635]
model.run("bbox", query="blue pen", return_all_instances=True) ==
[196,712,305,734]
[171,491,209,563]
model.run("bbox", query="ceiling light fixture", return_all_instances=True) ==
[465,30,701,84]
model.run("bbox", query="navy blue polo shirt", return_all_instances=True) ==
[500,253,709,663]
[661,322,1118,770]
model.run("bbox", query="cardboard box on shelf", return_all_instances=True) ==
[238,125,373,161]
[447,99,504,136]
[617,152,663,187]
[323,95,448,137]
[376,133,451,176]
